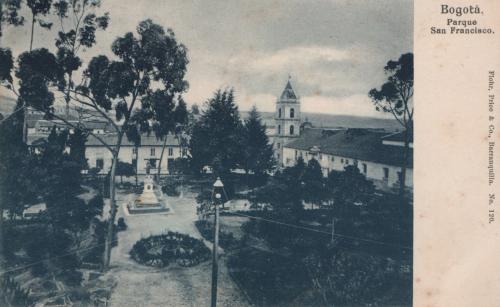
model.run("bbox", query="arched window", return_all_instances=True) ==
[290,108,295,118]
[278,108,282,118]
[290,125,294,135]
[278,125,281,135]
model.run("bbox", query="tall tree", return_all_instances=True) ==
[189,88,244,176]
[72,19,188,269]
[242,106,275,176]
[369,53,413,195]
[302,158,326,209]
[0,102,33,262]
[1,19,189,270]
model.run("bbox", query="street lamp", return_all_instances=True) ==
[211,177,225,307]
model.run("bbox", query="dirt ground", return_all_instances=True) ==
[104,189,250,307]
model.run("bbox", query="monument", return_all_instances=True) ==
[127,175,170,214]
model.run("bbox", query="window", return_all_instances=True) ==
[96,159,104,169]
[345,159,349,164]
[383,167,389,180]
[278,108,282,118]
[319,154,323,160]
[132,147,137,155]
[150,147,155,156]
[149,159,157,168]
[132,158,137,167]
[289,125,294,135]
[341,158,344,163]
[168,147,173,156]
[290,108,295,118]
[397,171,402,182]
[182,148,187,156]
[277,143,281,149]
[295,150,298,159]
[278,125,281,135]
[331,156,335,162]
[362,163,367,174]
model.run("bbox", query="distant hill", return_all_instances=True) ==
[241,111,401,132]
[2,95,401,133]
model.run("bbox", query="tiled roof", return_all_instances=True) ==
[284,128,413,168]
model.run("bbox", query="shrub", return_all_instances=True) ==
[130,232,210,268]
[0,276,34,307]
[162,181,181,196]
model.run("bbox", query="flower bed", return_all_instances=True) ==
[130,232,210,268]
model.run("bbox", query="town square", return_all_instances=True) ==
[0,1,413,306]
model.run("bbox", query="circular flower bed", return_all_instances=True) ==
[130,231,210,268]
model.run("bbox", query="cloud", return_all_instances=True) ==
[301,94,392,118]
[229,45,359,74]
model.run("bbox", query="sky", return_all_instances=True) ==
[1,0,413,118]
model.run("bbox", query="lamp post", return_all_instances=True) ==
[211,177,224,307]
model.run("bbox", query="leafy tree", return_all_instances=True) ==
[0,0,25,38]
[369,53,413,195]
[69,19,189,269]
[116,161,135,183]
[242,106,275,176]
[0,102,34,262]
[189,88,244,176]
[327,165,375,218]
[302,158,327,209]
[67,126,88,169]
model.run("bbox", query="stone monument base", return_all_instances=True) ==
[127,175,171,215]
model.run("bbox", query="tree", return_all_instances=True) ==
[242,106,275,176]
[116,161,135,183]
[71,19,188,269]
[302,158,327,209]
[189,88,244,176]
[1,0,109,142]
[327,165,374,218]
[369,53,413,195]
[0,0,25,38]
[2,19,189,270]
[156,98,188,179]
[0,102,34,262]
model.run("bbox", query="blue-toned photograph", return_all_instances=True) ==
[0,1,413,306]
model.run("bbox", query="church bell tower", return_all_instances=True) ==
[274,77,301,167]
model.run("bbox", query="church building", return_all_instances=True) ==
[271,79,413,192]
